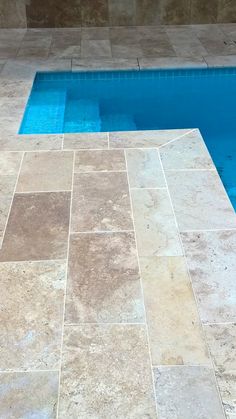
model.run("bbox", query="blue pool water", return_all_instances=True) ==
[20,68,236,209]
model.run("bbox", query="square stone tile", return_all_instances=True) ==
[204,323,236,415]
[65,232,144,323]
[154,366,225,419]
[0,260,65,370]
[160,130,215,170]
[109,129,192,148]
[81,40,112,58]
[140,256,210,366]
[58,325,156,418]
[74,149,126,172]
[131,188,183,257]
[0,371,58,418]
[126,148,166,188]
[166,170,236,231]
[0,192,70,261]
[17,151,74,192]
[63,132,108,150]
[71,172,133,232]
[181,230,236,323]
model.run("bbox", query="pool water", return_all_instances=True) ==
[20,68,236,210]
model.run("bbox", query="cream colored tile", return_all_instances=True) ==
[109,129,192,148]
[63,132,108,150]
[74,149,125,172]
[126,148,166,188]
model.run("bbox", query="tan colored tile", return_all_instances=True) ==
[59,324,156,418]
[0,371,58,418]
[72,57,139,71]
[126,148,166,188]
[154,366,225,419]
[17,151,73,192]
[63,132,108,150]
[160,130,214,170]
[0,97,26,118]
[109,129,192,148]
[0,134,63,151]
[204,54,236,67]
[71,172,133,232]
[140,256,210,366]
[166,170,236,231]
[166,26,208,57]
[0,80,32,98]
[131,188,182,256]
[0,175,17,247]
[81,40,112,58]
[74,149,126,172]
[181,230,236,323]
[0,151,22,175]
[138,56,207,69]
[0,260,65,370]
[66,232,144,323]
[0,192,70,261]
[204,323,236,415]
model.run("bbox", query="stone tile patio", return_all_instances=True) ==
[0,23,236,419]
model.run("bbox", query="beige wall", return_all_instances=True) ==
[0,0,236,28]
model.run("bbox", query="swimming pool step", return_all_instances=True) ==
[101,113,137,131]
[64,99,101,133]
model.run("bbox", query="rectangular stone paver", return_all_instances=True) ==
[0,260,65,370]
[71,172,133,232]
[154,366,225,419]
[0,134,63,152]
[131,188,182,257]
[0,192,70,261]
[63,133,108,150]
[17,151,74,192]
[181,230,236,323]
[140,256,210,366]
[166,170,236,231]
[59,325,157,418]
[74,149,126,172]
[0,175,17,247]
[125,148,166,188]
[65,232,144,323]
[0,371,58,418]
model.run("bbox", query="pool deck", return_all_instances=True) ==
[0,24,236,419]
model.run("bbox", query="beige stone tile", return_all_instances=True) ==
[17,151,73,192]
[131,188,182,256]
[140,36,176,58]
[109,129,192,148]
[192,24,236,55]
[0,260,65,370]
[66,232,144,323]
[112,44,143,58]
[49,45,81,59]
[140,256,210,366]
[204,323,236,415]
[126,148,166,188]
[0,371,58,419]
[63,132,108,150]
[81,0,109,27]
[59,324,156,418]
[81,27,109,40]
[0,151,22,175]
[0,175,17,247]
[181,230,236,323]
[0,192,70,261]
[138,56,207,69]
[205,54,236,67]
[0,97,26,118]
[0,134,63,151]
[71,172,133,232]
[154,366,225,419]
[74,149,126,172]
[160,129,214,170]
[166,170,236,231]
[136,0,161,25]
[81,40,112,58]
[72,57,139,71]
[0,80,32,98]
[109,0,136,26]
[166,26,208,57]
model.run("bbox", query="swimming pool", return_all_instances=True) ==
[20,68,236,210]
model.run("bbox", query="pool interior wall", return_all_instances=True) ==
[19,68,236,209]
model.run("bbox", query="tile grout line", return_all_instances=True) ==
[70,229,134,234]
[56,150,75,418]
[124,149,159,419]
[0,151,24,250]
[158,149,227,419]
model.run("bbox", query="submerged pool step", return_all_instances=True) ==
[64,99,101,133]
[101,113,137,131]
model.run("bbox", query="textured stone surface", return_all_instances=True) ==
[74,149,125,172]
[109,129,191,148]
[59,325,156,418]
[66,232,144,323]
[63,132,108,150]
[126,148,166,188]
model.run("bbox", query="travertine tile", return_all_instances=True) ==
[166,170,236,231]
[166,26,208,57]
[0,1,27,29]
[74,149,126,172]
[71,172,133,232]
[131,188,182,256]
[81,0,109,27]
[81,40,112,58]
[0,260,65,370]
[0,175,17,247]
[0,192,70,261]
[204,323,236,415]
[17,151,73,192]
[154,366,225,419]
[0,134,63,151]
[136,0,161,25]
[192,24,236,55]
[17,46,51,59]
[138,56,207,69]
[0,58,71,80]
[72,57,139,71]
[81,27,109,40]
[109,0,136,26]
[63,132,108,150]
[0,97,26,118]
[160,129,214,170]
[205,54,236,67]
[66,232,144,323]
[126,148,166,188]
[181,230,236,323]
[140,36,176,57]
[140,256,210,366]
[109,129,192,148]
[191,0,218,24]
[59,325,156,418]
[0,80,32,98]
[112,44,143,58]
[0,371,58,419]
[0,151,22,175]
